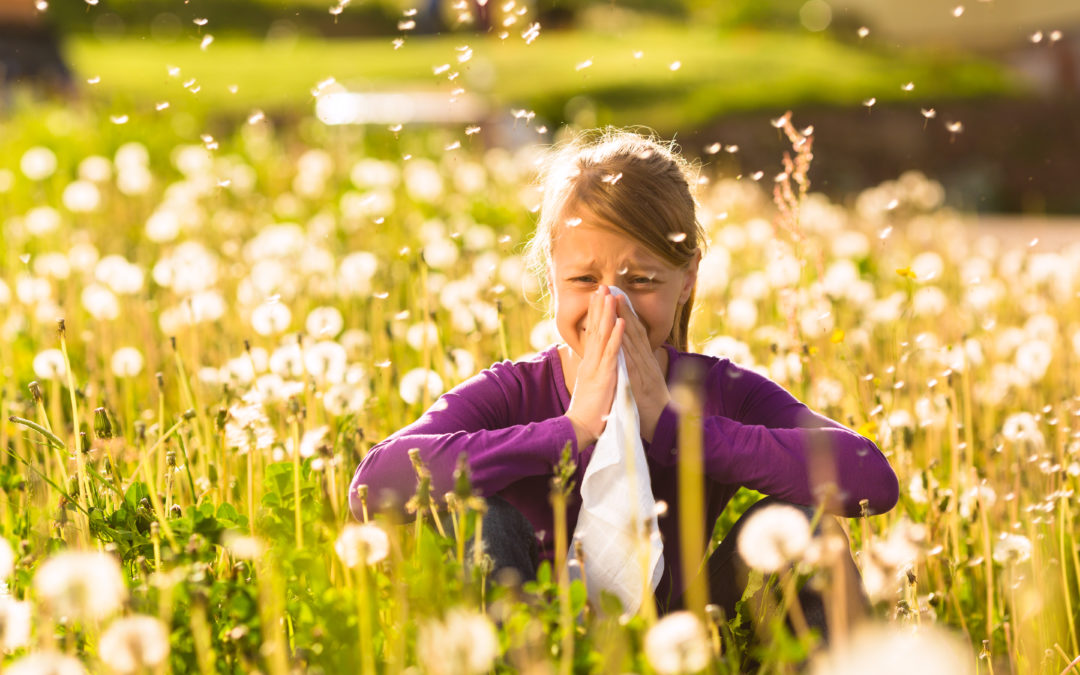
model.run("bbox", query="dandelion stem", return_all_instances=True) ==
[292,418,304,549]
[357,564,377,675]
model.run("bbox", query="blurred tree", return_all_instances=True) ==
[0,0,73,98]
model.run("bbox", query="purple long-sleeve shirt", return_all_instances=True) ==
[350,343,898,602]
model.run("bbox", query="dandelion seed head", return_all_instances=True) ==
[20,146,57,180]
[6,652,87,675]
[644,611,711,675]
[34,551,127,621]
[335,523,390,567]
[737,504,811,573]
[417,609,499,675]
[99,616,170,674]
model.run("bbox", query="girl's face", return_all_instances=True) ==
[548,216,699,359]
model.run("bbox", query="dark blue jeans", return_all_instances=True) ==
[467,495,867,639]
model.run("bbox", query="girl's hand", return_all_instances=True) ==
[565,287,625,449]
[614,293,671,444]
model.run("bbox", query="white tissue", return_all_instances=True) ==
[569,286,664,615]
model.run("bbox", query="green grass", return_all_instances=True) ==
[69,24,1019,130]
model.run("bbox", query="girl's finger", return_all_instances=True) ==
[603,318,625,362]
[595,293,617,345]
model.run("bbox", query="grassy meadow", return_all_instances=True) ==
[65,24,1017,130]
[0,17,1078,674]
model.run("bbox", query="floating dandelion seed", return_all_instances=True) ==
[725,144,739,153]
[633,50,644,58]
[946,120,964,133]
[167,65,180,76]
[200,34,214,50]
[751,170,764,181]
[247,110,265,124]
[183,78,196,88]
[1031,30,1044,43]
[886,198,900,210]
[403,7,417,15]
[668,232,688,243]
[902,81,915,91]
[227,84,238,93]
[19,253,31,264]
[433,63,450,75]
[576,58,593,71]
[1029,237,1039,247]
[863,97,877,108]
[521,22,540,43]
[1050,30,1062,42]
[669,60,681,71]
[952,5,964,17]
[770,116,786,128]
[457,46,473,62]
[857,26,869,37]
[705,142,721,154]
[921,107,937,119]
[35,0,47,9]
[398,19,416,30]
[110,115,129,125]
[465,125,481,135]
[565,217,582,227]
[389,123,403,132]
[601,172,623,184]
[330,4,344,16]
[445,141,461,151]
[193,17,207,25]
[155,101,170,111]
[87,75,100,84]
[85,0,97,5]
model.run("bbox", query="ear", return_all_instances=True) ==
[678,248,702,305]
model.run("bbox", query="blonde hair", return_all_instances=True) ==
[524,128,706,351]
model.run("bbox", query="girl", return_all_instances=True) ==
[349,129,899,618]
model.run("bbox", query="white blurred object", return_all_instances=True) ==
[570,285,663,615]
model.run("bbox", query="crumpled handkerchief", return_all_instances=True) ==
[569,285,664,615]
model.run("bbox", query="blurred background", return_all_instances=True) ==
[2,0,1079,215]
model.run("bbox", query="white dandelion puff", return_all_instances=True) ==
[416,609,499,675]
[34,551,127,621]
[99,615,170,674]
[643,611,711,675]
[6,652,87,675]
[32,348,67,380]
[737,504,811,573]
[992,533,1032,565]
[335,523,390,567]
[399,368,444,405]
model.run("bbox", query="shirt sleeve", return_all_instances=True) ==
[348,361,578,520]
[647,359,898,517]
